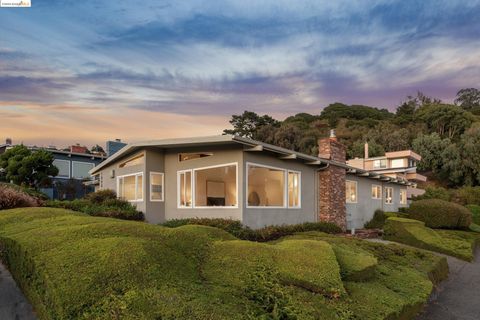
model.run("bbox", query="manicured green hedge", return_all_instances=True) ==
[161,218,342,242]
[409,199,472,229]
[46,193,143,221]
[364,210,409,229]
[466,204,480,225]
[383,217,476,261]
[0,208,449,320]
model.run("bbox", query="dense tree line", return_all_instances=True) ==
[223,88,480,187]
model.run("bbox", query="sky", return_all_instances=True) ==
[0,0,479,148]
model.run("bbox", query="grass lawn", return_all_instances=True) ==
[384,217,480,261]
[0,208,448,320]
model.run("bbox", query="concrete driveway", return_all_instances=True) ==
[416,246,480,320]
[0,262,36,320]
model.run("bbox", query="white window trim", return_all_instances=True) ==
[385,187,394,204]
[371,184,382,200]
[246,162,301,209]
[287,170,302,209]
[346,180,358,204]
[149,172,164,202]
[177,162,239,209]
[71,161,95,180]
[117,172,144,202]
[400,189,407,205]
[53,159,71,179]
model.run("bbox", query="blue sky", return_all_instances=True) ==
[1,0,479,146]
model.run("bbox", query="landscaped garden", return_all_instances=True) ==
[0,207,448,320]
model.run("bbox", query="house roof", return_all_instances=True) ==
[89,135,413,186]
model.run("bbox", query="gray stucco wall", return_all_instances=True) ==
[242,152,317,229]
[144,148,165,224]
[346,174,408,230]
[163,145,244,222]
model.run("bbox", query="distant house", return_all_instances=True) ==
[0,139,107,199]
[347,143,426,199]
[90,132,413,230]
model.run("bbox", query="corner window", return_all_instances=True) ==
[346,180,357,203]
[247,163,286,207]
[72,161,95,179]
[385,187,393,204]
[119,154,144,168]
[150,172,164,202]
[53,159,70,178]
[371,185,382,199]
[179,153,213,162]
[400,189,407,205]
[178,170,193,207]
[288,171,301,208]
[118,173,143,201]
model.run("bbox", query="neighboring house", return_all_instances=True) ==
[347,143,426,199]
[90,132,411,230]
[0,139,106,199]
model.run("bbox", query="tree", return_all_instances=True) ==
[0,145,59,188]
[415,104,474,140]
[455,88,480,114]
[458,126,480,186]
[366,122,410,152]
[223,111,279,139]
[91,144,106,155]
[412,133,452,172]
[349,140,384,159]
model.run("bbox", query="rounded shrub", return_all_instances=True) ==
[85,189,117,204]
[408,199,472,229]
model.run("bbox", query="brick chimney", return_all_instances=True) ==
[317,129,347,231]
[70,144,88,154]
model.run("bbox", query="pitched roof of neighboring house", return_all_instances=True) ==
[29,147,107,160]
[89,135,413,186]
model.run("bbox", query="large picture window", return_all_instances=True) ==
[53,159,70,178]
[385,187,393,204]
[195,164,237,207]
[118,173,143,201]
[371,185,382,199]
[247,163,287,208]
[72,161,94,179]
[346,180,357,203]
[178,163,238,208]
[400,189,407,205]
[150,172,164,201]
[288,171,301,208]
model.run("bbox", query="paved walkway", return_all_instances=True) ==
[416,246,480,320]
[0,262,36,320]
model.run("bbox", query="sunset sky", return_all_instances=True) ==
[1,0,479,149]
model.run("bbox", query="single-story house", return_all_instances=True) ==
[89,132,411,230]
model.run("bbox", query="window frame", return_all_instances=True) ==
[53,159,71,178]
[178,152,213,162]
[149,172,165,202]
[373,159,387,169]
[118,153,144,168]
[385,187,394,204]
[371,184,382,200]
[177,162,239,209]
[71,161,95,180]
[287,170,302,209]
[399,189,407,205]
[246,162,301,209]
[117,172,144,202]
[346,180,358,204]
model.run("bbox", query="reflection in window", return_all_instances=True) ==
[400,189,407,204]
[346,180,357,203]
[373,159,387,169]
[72,162,94,179]
[150,172,164,201]
[247,164,285,207]
[53,159,70,178]
[371,185,382,199]
[119,154,144,168]
[179,170,192,207]
[194,164,237,207]
[179,153,213,162]
[385,187,393,204]
[288,171,300,208]
[118,173,143,201]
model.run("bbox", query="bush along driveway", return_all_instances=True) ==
[416,246,480,320]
